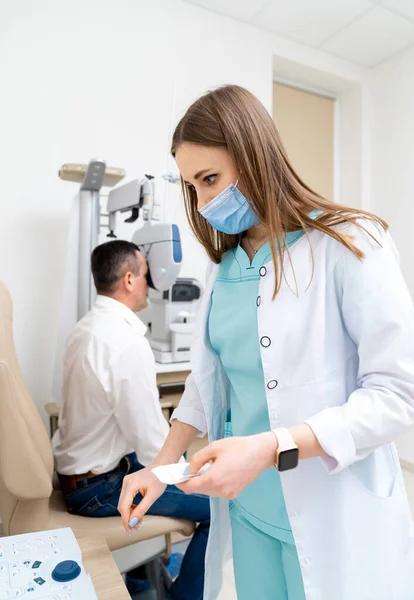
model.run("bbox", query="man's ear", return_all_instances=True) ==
[122,271,134,292]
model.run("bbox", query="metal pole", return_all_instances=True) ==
[78,190,100,319]
[77,159,106,320]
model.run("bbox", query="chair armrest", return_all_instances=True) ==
[44,403,60,418]
[44,403,60,437]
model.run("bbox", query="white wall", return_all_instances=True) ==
[368,46,414,464]
[0,0,369,420]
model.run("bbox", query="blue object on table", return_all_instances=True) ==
[51,560,81,582]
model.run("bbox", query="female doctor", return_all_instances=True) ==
[118,85,414,600]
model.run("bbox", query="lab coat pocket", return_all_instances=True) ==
[348,444,398,500]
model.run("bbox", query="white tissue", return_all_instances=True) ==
[152,461,211,485]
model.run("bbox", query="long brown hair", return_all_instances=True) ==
[171,84,387,297]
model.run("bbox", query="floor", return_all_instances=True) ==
[216,468,414,600]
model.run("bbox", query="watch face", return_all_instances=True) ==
[278,448,299,472]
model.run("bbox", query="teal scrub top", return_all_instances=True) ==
[208,231,304,542]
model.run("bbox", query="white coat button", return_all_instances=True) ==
[259,266,267,277]
[260,336,271,348]
[267,380,278,390]
[256,296,261,307]
[301,557,311,567]
[291,511,299,519]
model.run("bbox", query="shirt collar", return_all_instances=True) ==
[94,295,147,335]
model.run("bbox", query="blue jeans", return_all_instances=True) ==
[59,453,210,600]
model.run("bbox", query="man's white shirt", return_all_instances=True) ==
[53,295,169,475]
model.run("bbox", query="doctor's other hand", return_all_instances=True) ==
[118,467,167,534]
[177,433,278,499]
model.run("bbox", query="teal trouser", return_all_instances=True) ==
[230,502,306,600]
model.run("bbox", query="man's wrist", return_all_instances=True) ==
[151,452,183,469]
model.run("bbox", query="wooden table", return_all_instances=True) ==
[77,536,131,600]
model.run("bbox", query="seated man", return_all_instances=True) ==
[52,240,209,600]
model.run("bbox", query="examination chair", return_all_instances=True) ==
[0,279,194,597]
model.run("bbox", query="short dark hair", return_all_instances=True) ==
[91,240,141,294]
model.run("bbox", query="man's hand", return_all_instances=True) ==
[118,467,167,534]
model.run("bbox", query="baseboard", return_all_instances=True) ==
[400,459,414,473]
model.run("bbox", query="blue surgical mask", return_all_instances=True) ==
[198,180,259,235]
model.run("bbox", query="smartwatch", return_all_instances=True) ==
[272,428,299,471]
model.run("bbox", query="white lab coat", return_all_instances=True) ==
[172,220,414,600]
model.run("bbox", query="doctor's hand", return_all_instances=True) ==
[177,433,278,499]
[118,467,167,534]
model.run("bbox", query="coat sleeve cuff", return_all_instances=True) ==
[305,407,356,474]
[170,406,207,438]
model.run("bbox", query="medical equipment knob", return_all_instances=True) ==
[52,560,81,582]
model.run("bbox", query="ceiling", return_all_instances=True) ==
[183,0,414,68]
